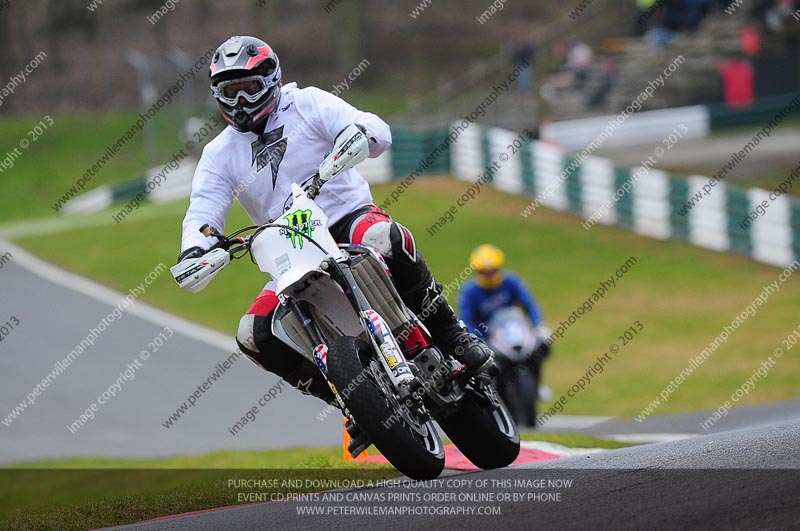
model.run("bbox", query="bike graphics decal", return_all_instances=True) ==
[281,209,321,249]
[173,262,206,284]
[379,340,412,378]
[251,125,286,189]
[313,344,328,373]
[365,310,413,378]
[380,343,400,369]
[366,310,382,333]
[275,253,291,274]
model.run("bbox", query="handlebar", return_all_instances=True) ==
[207,234,247,253]
[195,171,331,262]
[198,224,253,259]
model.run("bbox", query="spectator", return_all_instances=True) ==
[588,54,619,108]
[750,0,798,32]
[644,0,680,48]
[663,0,685,32]
[510,37,534,94]
[635,0,660,36]
[686,0,712,32]
[566,41,593,90]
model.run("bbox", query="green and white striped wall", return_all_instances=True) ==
[451,124,800,269]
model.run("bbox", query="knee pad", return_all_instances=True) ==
[236,313,301,377]
[357,222,428,298]
[359,221,418,264]
[237,314,258,353]
[237,313,281,353]
[358,220,393,257]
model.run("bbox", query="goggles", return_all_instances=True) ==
[211,74,278,107]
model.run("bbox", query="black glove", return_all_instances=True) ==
[356,123,376,145]
[177,246,204,264]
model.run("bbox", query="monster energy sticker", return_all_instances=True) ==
[281,209,322,249]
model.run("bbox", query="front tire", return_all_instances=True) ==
[327,336,445,480]
[515,368,538,428]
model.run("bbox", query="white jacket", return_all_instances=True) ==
[180,82,392,251]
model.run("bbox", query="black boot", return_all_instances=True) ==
[385,252,496,374]
[416,279,498,375]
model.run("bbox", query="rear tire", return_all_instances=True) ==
[327,336,444,480]
[438,385,520,470]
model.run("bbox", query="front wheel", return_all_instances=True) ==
[515,368,538,428]
[438,383,520,470]
[326,336,445,480]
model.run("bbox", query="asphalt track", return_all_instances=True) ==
[107,420,800,531]
[550,399,800,440]
[0,241,342,464]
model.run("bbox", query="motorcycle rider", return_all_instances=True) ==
[459,244,551,388]
[176,36,495,426]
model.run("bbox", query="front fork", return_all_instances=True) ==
[289,258,419,415]
[284,299,346,411]
[329,258,416,393]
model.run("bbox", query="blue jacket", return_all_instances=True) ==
[458,272,543,338]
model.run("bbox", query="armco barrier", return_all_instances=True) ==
[707,93,800,130]
[452,123,799,269]
[540,105,710,151]
[539,92,800,150]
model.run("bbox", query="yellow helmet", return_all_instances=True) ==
[470,244,505,289]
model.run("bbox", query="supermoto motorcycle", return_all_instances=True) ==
[170,125,519,480]
[488,308,547,428]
